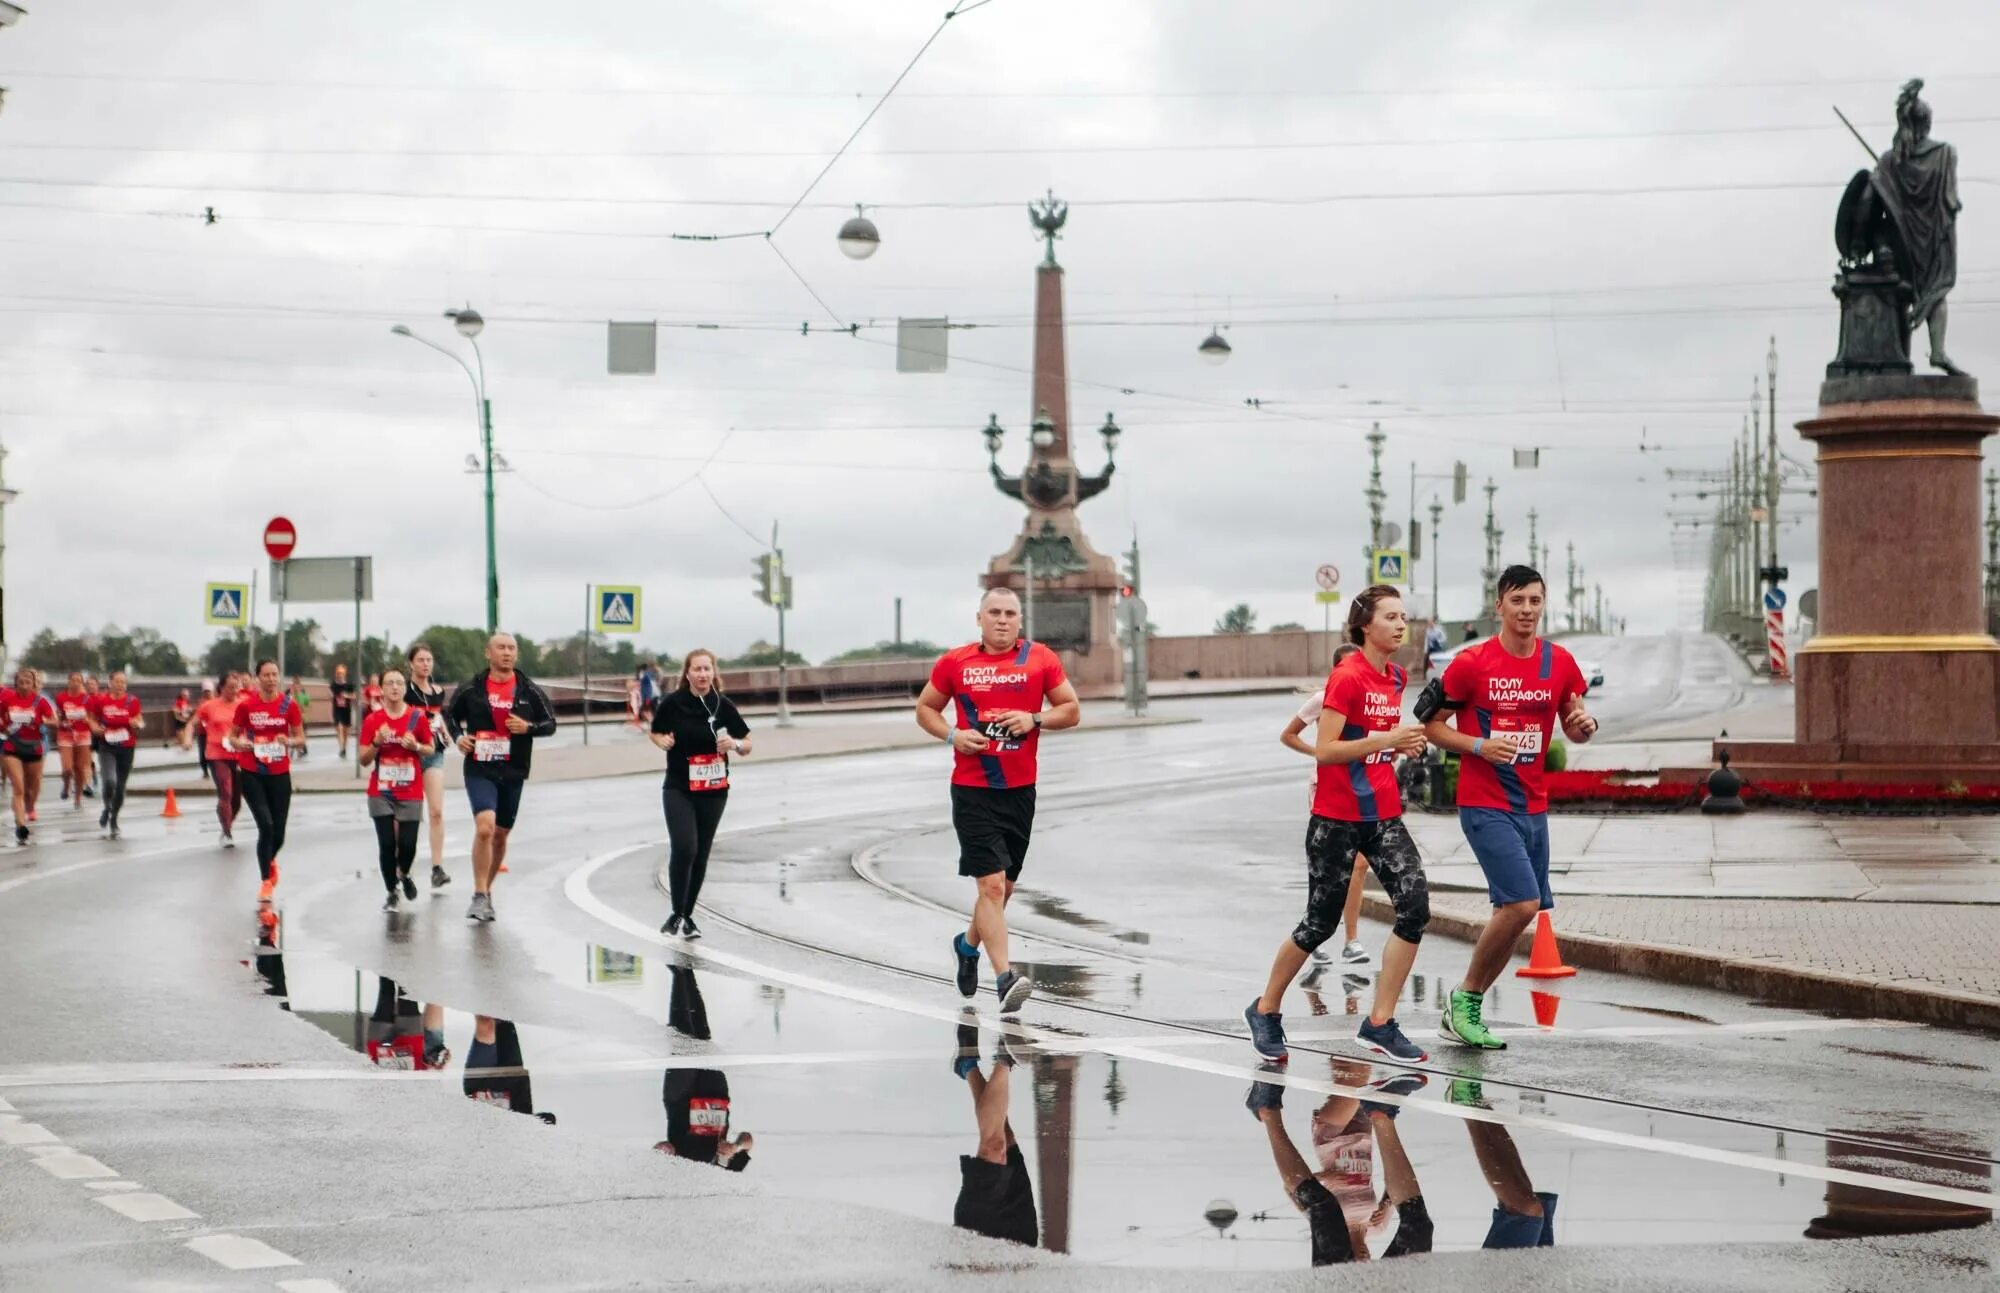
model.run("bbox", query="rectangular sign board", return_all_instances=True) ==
[271,557,373,603]
[205,583,249,626]
[595,585,642,634]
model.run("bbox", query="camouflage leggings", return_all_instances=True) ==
[1292,814,1430,950]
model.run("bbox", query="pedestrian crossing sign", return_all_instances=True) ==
[1370,549,1408,585]
[595,585,642,634]
[205,582,249,626]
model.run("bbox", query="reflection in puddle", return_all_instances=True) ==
[655,967,752,1171]
[1016,891,1151,945]
[1810,1130,1993,1240]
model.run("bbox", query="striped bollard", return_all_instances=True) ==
[1764,586,1789,680]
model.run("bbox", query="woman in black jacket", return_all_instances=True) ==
[651,649,751,938]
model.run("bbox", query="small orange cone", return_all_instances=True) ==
[1530,990,1561,1028]
[1515,911,1576,979]
[161,788,182,819]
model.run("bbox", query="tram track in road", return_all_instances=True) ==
[650,805,2000,1175]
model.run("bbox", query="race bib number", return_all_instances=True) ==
[104,728,131,746]
[979,719,1024,752]
[8,708,32,727]
[1493,718,1543,763]
[252,740,286,763]
[1363,746,1397,765]
[474,736,510,763]
[378,760,415,787]
[63,706,87,724]
[687,754,728,791]
[688,1098,729,1134]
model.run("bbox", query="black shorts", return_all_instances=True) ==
[954,1145,1038,1246]
[332,706,353,727]
[1293,1178,1361,1266]
[3,746,43,764]
[951,784,1035,880]
[465,775,525,830]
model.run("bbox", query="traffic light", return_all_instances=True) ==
[777,573,794,610]
[1410,520,1423,561]
[1452,460,1468,504]
[752,552,779,606]
[1119,584,1135,599]
[1122,541,1141,597]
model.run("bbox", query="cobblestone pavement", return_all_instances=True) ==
[1427,889,2000,1001]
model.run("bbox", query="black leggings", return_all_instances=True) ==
[1293,814,1430,949]
[663,786,728,917]
[240,772,293,880]
[96,744,135,824]
[374,814,419,891]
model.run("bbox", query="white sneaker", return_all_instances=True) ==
[1339,940,1372,965]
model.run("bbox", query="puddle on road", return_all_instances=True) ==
[243,926,1995,1269]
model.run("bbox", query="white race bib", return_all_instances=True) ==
[104,728,131,746]
[252,739,286,762]
[8,708,32,726]
[474,737,511,763]
[688,1098,729,1133]
[378,761,415,787]
[1493,718,1544,762]
[687,754,728,790]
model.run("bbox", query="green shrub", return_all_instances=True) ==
[1546,738,1568,772]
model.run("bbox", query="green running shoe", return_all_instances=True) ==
[1439,988,1507,1050]
[1447,1077,1488,1109]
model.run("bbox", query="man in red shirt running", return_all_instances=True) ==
[916,588,1081,1014]
[1424,565,1596,1050]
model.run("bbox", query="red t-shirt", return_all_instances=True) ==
[0,689,56,753]
[928,640,1067,789]
[361,708,433,801]
[1441,637,1587,815]
[233,693,300,775]
[55,691,94,741]
[1311,652,1407,823]
[95,693,142,747]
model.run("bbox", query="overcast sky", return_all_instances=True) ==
[2,0,1995,665]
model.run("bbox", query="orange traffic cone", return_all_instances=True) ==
[1515,911,1576,979]
[1530,990,1561,1028]
[161,788,182,819]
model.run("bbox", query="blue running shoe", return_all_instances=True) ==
[1244,1002,1289,1062]
[1360,1071,1428,1118]
[995,968,1033,1014]
[1245,1064,1286,1116]
[952,933,979,999]
[1357,1016,1427,1063]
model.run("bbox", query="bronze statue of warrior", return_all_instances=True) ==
[1856,79,1963,374]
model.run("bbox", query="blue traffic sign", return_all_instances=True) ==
[1764,587,1786,612]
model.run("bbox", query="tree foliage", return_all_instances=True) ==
[724,639,809,668]
[1214,603,1258,635]
[823,639,942,664]
[25,625,190,677]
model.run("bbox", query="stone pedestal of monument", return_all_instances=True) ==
[1677,374,2000,784]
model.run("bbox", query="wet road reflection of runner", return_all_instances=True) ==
[464,1017,555,1125]
[951,1019,1037,1247]
[655,966,752,1170]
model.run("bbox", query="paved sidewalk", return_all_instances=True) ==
[1406,812,2000,903]
[1391,889,2000,1031]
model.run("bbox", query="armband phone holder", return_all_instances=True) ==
[1412,678,1461,723]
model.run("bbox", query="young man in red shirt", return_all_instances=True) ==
[445,633,557,923]
[916,587,1081,1014]
[1245,585,1434,1064]
[1424,565,1597,1050]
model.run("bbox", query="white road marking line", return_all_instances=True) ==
[96,1191,200,1222]
[0,1117,60,1144]
[0,1095,13,1111]
[28,1150,118,1180]
[561,843,2000,1215]
[278,1281,348,1293]
[0,841,215,896]
[86,1180,143,1191]
[185,1234,302,1270]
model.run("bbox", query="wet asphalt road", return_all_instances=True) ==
[3,633,1997,1289]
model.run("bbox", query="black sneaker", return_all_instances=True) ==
[1245,1065,1286,1116]
[99,808,109,828]
[1383,1196,1436,1258]
[83,785,96,799]
[401,875,418,901]
[953,1019,980,1080]
[431,866,451,889]
[951,934,979,998]
[383,889,400,912]
[14,825,27,845]
[681,915,702,940]
[1244,1002,1289,1062]
[661,912,684,937]
[995,968,1033,1014]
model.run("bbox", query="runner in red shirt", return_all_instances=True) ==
[1425,565,1595,1051]
[89,670,143,839]
[359,666,434,910]
[1,667,57,844]
[916,587,1081,1014]
[231,659,306,900]
[444,633,557,923]
[1247,586,1434,1065]
[54,672,94,811]
[187,675,245,846]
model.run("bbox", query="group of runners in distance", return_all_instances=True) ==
[0,666,145,843]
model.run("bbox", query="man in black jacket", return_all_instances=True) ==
[444,634,557,922]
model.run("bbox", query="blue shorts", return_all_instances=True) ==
[1483,1191,1558,1249]
[1459,807,1553,910]
[420,748,446,773]
[465,776,524,831]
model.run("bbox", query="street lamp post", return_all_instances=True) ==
[393,308,499,632]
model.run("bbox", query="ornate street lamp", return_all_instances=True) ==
[1098,411,1121,461]
[1030,409,1057,450]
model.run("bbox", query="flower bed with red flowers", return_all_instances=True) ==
[1546,769,2000,811]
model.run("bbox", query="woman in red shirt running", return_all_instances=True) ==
[90,670,143,839]
[185,674,245,846]
[55,671,94,811]
[230,660,305,899]
[360,667,433,910]
[1,667,57,844]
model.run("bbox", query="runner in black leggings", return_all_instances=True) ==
[230,659,305,901]
[90,670,143,839]
[651,649,751,938]
[359,667,432,910]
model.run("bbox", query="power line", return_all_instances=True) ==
[6,114,1990,159]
